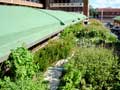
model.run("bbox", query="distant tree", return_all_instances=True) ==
[89,5,99,18]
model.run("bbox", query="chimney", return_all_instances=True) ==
[41,0,49,9]
[83,0,89,17]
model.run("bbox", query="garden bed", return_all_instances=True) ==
[0,19,120,90]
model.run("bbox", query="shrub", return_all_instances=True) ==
[0,47,48,90]
[34,34,75,71]
[0,19,118,90]
[60,22,84,39]
[59,47,119,90]
[58,62,82,90]
[1,47,36,80]
[61,19,117,45]
[89,19,103,26]
[0,76,48,90]
[76,22,117,44]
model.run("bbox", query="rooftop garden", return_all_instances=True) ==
[114,16,120,21]
[0,19,120,90]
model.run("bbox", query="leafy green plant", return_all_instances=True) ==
[0,19,119,90]
[59,47,119,90]
[34,35,75,71]
[77,25,117,44]
[1,47,36,80]
[0,75,48,90]
[61,19,117,46]
[89,19,103,26]
[0,47,48,90]
[58,61,82,90]
[60,22,84,39]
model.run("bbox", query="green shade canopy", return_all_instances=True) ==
[113,16,120,21]
[0,5,86,62]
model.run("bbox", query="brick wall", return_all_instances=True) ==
[83,0,89,16]
[0,0,43,8]
[45,0,89,16]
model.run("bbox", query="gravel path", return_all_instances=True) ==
[44,59,68,90]
[44,52,75,90]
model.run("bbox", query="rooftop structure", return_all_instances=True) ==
[113,16,120,26]
[114,16,120,21]
[0,0,89,16]
[47,0,89,16]
[96,8,120,18]
[0,5,86,62]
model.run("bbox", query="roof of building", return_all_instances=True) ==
[97,8,120,12]
[0,5,86,62]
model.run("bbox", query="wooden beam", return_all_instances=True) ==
[0,0,43,8]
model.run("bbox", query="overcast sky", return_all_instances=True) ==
[90,0,120,8]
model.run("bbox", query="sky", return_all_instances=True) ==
[90,0,120,8]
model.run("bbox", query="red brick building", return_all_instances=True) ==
[0,0,89,16]
[96,8,120,19]
[47,0,89,16]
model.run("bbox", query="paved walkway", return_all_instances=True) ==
[44,52,75,90]
[44,59,68,90]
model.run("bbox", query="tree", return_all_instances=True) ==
[89,5,98,18]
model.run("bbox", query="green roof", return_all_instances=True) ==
[0,5,86,62]
[113,16,120,21]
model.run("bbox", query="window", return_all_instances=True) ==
[25,0,40,3]
[49,0,54,3]
[70,0,82,3]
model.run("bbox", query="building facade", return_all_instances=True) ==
[45,0,89,16]
[0,0,89,16]
[97,8,120,19]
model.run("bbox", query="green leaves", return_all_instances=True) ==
[0,76,48,90]
[0,19,119,90]
[60,68,82,90]
[4,47,36,80]
[0,47,48,90]
[34,37,75,71]
[59,47,120,90]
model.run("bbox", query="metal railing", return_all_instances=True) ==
[50,3,83,7]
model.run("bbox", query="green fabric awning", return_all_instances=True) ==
[0,5,86,62]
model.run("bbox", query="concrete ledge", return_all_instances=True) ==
[0,0,43,8]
